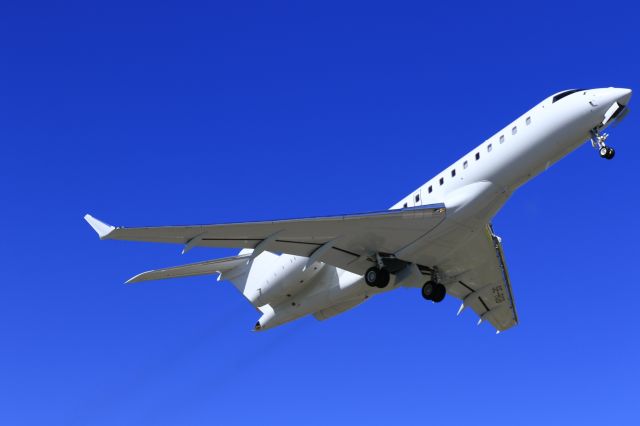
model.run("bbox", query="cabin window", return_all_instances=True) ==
[487,143,493,152]
[415,194,420,202]
[451,169,456,177]
[403,202,408,208]
[428,185,432,193]
[526,116,531,125]
[463,160,468,169]
[439,177,444,185]
[475,152,480,160]
[512,126,518,135]
[499,135,505,144]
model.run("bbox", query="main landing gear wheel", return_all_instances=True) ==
[421,281,446,303]
[365,266,390,288]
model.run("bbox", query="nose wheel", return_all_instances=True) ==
[591,129,615,160]
[599,146,615,159]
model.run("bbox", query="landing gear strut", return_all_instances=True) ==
[365,266,390,288]
[591,129,615,160]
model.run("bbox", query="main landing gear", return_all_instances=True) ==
[364,256,447,304]
[421,268,446,303]
[365,253,400,289]
[365,266,390,288]
[590,129,615,160]
[422,280,446,303]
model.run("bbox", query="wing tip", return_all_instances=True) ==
[84,214,116,239]
[124,275,141,284]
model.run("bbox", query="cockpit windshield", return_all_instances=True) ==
[552,89,585,103]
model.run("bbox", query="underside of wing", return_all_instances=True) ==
[85,208,518,332]
[85,204,446,275]
[438,225,518,332]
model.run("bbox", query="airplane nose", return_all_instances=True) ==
[616,88,632,106]
[592,87,633,109]
[597,88,632,128]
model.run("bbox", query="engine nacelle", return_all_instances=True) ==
[254,266,366,331]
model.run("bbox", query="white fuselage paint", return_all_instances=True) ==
[249,88,632,330]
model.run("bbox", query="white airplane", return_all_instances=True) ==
[86,87,632,333]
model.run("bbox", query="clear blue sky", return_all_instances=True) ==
[2,1,639,425]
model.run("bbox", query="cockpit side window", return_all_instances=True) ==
[552,89,585,103]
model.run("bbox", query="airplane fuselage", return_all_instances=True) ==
[252,88,632,330]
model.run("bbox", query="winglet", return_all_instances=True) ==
[84,214,116,239]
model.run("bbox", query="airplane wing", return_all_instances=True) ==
[85,208,518,331]
[84,204,446,276]
[433,224,518,332]
[125,253,251,284]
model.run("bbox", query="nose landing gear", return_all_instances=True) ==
[591,129,615,160]
[599,146,615,159]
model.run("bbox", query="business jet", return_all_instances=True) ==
[86,87,632,333]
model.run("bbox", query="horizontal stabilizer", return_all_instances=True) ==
[126,254,251,284]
